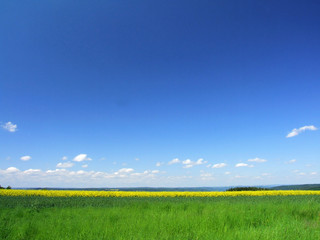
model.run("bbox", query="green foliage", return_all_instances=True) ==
[226,187,270,191]
[1,196,320,239]
[272,184,320,190]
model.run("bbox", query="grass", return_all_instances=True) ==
[1,196,320,239]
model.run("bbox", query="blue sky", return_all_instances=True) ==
[1,0,320,188]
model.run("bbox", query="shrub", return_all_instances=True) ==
[226,187,270,192]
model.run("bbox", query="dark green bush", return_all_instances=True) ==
[226,187,270,192]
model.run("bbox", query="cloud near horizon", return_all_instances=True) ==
[56,162,74,168]
[0,167,162,187]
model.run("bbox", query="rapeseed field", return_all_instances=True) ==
[1,189,320,197]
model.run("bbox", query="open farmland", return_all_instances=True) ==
[1,191,320,239]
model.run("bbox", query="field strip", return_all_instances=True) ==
[2,189,320,197]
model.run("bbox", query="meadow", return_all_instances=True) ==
[1,191,320,239]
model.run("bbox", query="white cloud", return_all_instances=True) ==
[182,158,207,168]
[225,171,231,175]
[200,173,214,180]
[248,158,267,163]
[6,167,20,173]
[182,159,192,165]
[115,168,134,174]
[56,162,74,168]
[156,162,163,167]
[46,169,67,174]
[310,172,317,175]
[298,172,306,176]
[82,164,88,168]
[183,164,193,168]
[24,169,41,174]
[286,125,317,138]
[0,166,167,188]
[135,158,139,161]
[2,122,17,132]
[73,154,92,162]
[286,159,296,164]
[20,156,31,161]
[212,163,227,168]
[168,158,180,165]
[235,163,254,168]
[62,156,68,161]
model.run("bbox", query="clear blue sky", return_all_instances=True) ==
[1,0,319,188]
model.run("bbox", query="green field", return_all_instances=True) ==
[1,196,320,240]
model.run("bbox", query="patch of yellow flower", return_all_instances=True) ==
[1,189,320,197]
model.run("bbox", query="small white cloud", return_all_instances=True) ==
[62,156,68,161]
[115,168,134,174]
[24,169,41,174]
[225,171,231,175]
[2,122,17,132]
[298,172,306,176]
[200,173,214,180]
[135,158,139,161]
[212,163,227,168]
[234,175,244,178]
[73,154,92,162]
[310,172,317,175]
[293,169,300,173]
[151,170,159,174]
[235,163,254,167]
[156,162,163,167]
[182,159,192,165]
[183,164,193,169]
[261,173,270,176]
[6,167,20,173]
[82,164,88,168]
[286,125,317,138]
[46,169,67,174]
[196,158,206,165]
[182,158,207,168]
[168,158,180,165]
[20,155,31,161]
[287,159,297,164]
[206,164,212,168]
[248,158,267,163]
[57,162,74,168]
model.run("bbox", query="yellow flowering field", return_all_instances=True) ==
[1,189,320,197]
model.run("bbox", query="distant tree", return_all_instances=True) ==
[226,187,270,191]
[6,186,12,189]
[0,185,4,189]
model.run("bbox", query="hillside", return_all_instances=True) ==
[272,184,320,190]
